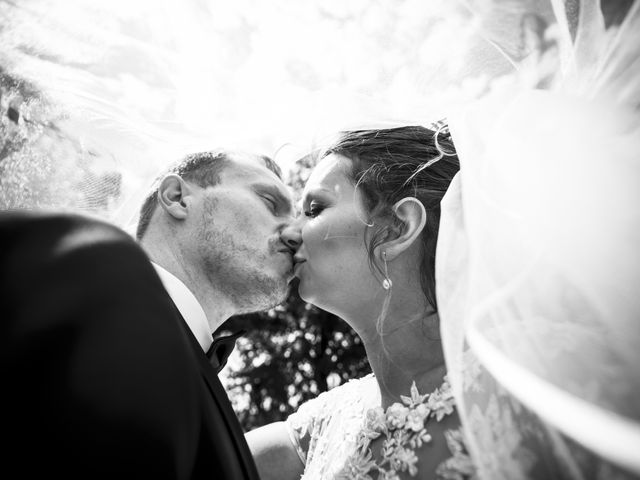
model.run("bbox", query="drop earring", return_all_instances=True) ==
[382,251,392,290]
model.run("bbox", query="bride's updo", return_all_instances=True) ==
[321,124,459,312]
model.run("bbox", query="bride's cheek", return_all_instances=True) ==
[321,216,361,243]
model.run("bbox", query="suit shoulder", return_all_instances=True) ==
[57,214,136,256]
[0,209,128,234]
[0,210,149,286]
[0,209,136,250]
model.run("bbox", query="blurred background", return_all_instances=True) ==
[0,0,546,430]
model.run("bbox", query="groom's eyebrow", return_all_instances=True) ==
[252,183,293,214]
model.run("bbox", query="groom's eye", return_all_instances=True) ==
[261,195,278,213]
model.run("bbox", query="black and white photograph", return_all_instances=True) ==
[1,0,638,479]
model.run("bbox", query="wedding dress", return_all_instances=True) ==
[286,374,474,479]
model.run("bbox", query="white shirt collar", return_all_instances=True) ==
[152,262,213,353]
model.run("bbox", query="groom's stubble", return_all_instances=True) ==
[197,195,289,314]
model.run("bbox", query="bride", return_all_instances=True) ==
[247,124,472,480]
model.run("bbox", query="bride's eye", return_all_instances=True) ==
[305,201,324,218]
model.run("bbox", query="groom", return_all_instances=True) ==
[1,150,297,479]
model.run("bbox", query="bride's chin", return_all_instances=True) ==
[297,280,342,316]
[297,281,325,309]
[297,281,313,303]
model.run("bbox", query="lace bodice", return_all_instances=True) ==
[285,374,475,479]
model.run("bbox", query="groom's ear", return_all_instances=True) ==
[377,197,426,261]
[157,174,192,220]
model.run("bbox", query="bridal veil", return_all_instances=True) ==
[436,1,640,478]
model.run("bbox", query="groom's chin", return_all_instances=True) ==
[263,276,292,307]
[233,274,288,313]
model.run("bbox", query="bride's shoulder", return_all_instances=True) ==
[322,373,378,404]
[292,373,378,420]
[335,373,377,392]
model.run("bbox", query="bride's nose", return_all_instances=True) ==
[280,221,302,251]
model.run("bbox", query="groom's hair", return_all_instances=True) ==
[136,150,281,240]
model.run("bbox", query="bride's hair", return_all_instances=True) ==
[321,124,459,313]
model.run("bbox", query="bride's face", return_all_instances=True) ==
[293,153,383,316]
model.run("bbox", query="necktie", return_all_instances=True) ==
[206,329,245,373]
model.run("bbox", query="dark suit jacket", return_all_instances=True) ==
[0,211,260,479]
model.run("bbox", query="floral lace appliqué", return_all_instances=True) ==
[338,376,475,479]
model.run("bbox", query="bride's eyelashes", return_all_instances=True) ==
[304,201,324,218]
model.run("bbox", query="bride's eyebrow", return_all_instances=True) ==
[299,187,332,209]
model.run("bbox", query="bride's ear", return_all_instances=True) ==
[157,174,191,220]
[378,197,426,261]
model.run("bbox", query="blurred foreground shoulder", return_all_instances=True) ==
[0,209,191,478]
[0,209,152,287]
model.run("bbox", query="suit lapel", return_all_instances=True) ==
[171,304,260,480]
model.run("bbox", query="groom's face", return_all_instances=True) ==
[188,155,295,313]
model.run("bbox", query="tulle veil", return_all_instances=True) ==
[436,1,640,478]
[1,1,639,478]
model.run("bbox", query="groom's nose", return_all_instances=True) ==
[280,222,301,251]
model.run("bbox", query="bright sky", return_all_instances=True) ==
[1,1,491,149]
[0,0,513,222]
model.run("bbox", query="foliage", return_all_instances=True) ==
[0,67,122,213]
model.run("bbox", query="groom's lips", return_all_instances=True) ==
[276,247,295,272]
[276,247,293,260]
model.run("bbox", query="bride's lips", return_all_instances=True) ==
[293,255,306,276]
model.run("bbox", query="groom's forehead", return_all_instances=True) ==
[219,156,292,207]
[221,155,281,185]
